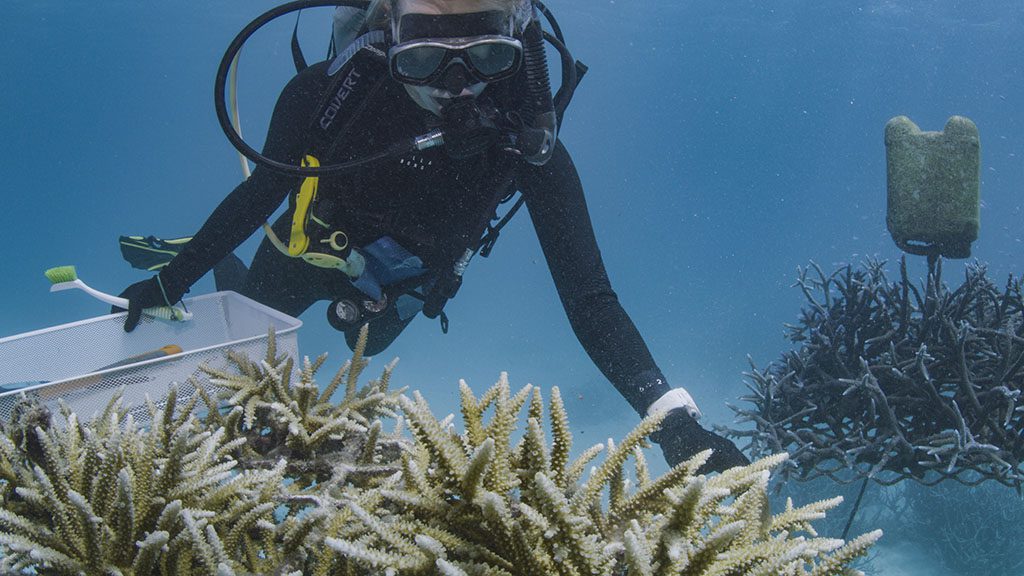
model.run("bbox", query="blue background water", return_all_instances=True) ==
[1,1,1021,573]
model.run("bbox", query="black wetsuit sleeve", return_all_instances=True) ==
[518,142,671,416]
[157,69,327,299]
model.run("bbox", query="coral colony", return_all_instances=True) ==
[732,258,1024,488]
[0,327,878,574]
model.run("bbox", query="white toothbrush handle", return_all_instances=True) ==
[69,279,129,308]
[54,279,192,321]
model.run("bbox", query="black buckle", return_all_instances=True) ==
[479,229,499,258]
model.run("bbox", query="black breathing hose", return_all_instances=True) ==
[535,1,565,45]
[214,0,405,178]
[519,17,558,165]
[546,31,578,121]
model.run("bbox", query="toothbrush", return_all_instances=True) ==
[44,265,193,322]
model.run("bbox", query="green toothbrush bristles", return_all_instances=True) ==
[150,306,193,322]
[44,265,78,284]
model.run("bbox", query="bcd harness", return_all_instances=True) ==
[244,0,589,331]
[263,39,524,329]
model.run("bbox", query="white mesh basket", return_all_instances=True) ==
[0,291,301,427]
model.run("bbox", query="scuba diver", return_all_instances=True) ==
[115,0,749,474]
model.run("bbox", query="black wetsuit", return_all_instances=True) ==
[158,57,671,416]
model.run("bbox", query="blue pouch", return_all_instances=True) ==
[395,293,425,320]
[350,236,429,303]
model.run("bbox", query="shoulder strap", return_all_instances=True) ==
[262,43,390,265]
[305,41,390,155]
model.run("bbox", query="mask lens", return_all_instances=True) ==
[466,42,518,78]
[393,46,447,81]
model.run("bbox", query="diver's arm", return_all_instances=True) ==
[156,68,329,300]
[520,142,749,474]
[518,142,671,416]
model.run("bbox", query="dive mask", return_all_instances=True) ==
[389,11,523,87]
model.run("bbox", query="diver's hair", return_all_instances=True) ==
[388,0,533,32]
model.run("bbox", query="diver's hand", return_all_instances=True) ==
[113,277,166,332]
[651,409,750,474]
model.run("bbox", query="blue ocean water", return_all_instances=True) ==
[1,1,1021,573]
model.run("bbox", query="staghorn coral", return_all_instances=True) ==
[2,328,880,574]
[730,258,1024,487]
[0,326,407,575]
[323,375,881,575]
[0,387,287,575]
[198,326,407,491]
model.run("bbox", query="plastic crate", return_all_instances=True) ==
[0,291,302,427]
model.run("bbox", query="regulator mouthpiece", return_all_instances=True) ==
[439,96,500,159]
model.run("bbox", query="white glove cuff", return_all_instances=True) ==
[646,388,702,421]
